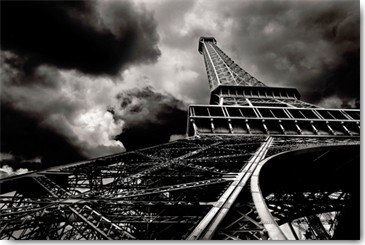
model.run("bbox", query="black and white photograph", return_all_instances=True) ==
[0,0,360,240]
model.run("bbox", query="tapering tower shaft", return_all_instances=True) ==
[187,37,360,137]
[198,37,266,91]
[198,37,310,107]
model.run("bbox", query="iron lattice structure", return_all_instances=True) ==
[0,37,360,240]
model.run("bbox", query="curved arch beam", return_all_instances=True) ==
[251,144,359,240]
[251,156,287,240]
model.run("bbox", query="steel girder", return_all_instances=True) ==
[1,136,267,239]
[0,135,359,240]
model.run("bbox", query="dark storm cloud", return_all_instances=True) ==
[0,0,163,171]
[296,1,360,106]
[1,51,126,167]
[223,0,359,107]
[112,86,187,150]
[0,0,160,76]
[1,104,85,167]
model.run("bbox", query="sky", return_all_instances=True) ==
[0,0,360,176]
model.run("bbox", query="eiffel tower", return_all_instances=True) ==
[0,36,360,240]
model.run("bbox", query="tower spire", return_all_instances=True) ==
[199,36,265,91]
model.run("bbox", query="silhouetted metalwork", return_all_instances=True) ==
[0,37,360,240]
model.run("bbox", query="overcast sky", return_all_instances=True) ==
[0,0,360,174]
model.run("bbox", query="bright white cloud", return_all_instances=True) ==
[1,61,127,158]
[169,134,186,142]
[0,165,29,179]
[318,96,358,109]
[122,47,200,103]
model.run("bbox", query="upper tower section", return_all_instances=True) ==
[188,37,360,137]
[198,36,266,91]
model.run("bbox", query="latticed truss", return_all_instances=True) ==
[0,136,359,240]
[199,37,265,90]
[0,136,260,239]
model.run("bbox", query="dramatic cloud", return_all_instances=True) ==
[1,55,126,161]
[0,165,29,179]
[1,52,187,167]
[1,0,162,170]
[0,0,160,75]
[1,103,85,166]
[112,86,188,150]
[0,153,42,179]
